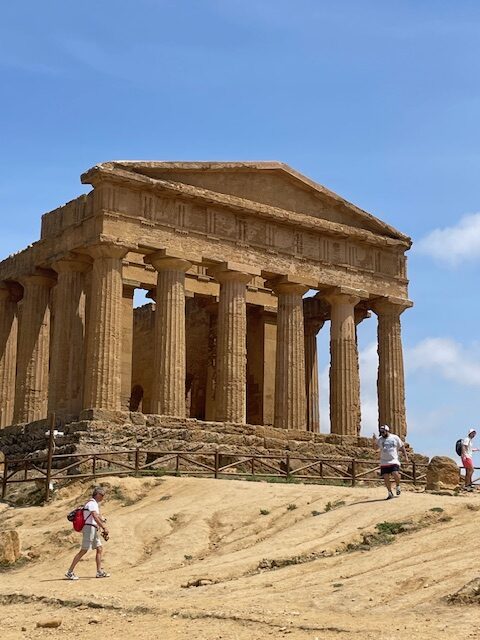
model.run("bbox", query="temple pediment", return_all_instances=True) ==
[83,161,409,244]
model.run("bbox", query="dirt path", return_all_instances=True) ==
[1,476,479,639]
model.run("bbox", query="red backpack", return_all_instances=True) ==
[67,506,86,532]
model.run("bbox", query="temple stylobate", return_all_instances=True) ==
[0,161,412,438]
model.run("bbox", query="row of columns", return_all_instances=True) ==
[0,243,409,438]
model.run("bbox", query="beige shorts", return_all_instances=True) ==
[81,524,102,550]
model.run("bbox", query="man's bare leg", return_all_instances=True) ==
[392,470,401,492]
[95,546,103,573]
[68,548,88,574]
[465,466,473,488]
[383,473,393,496]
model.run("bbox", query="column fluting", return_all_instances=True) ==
[273,282,309,430]
[14,274,55,423]
[372,299,410,439]
[214,270,252,423]
[326,291,361,435]
[147,256,192,417]
[83,244,128,411]
[304,318,323,433]
[0,283,20,427]
[49,257,89,418]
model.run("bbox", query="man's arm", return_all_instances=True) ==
[92,511,108,533]
[462,442,468,456]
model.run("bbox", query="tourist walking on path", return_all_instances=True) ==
[376,425,409,500]
[461,429,478,491]
[66,486,110,580]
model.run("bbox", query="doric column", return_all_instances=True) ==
[144,253,192,417]
[326,289,364,435]
[83,244,129,411]
[121,283,136,410]
[211,265,256,423]
[271,280,309,430]
[304,317,324,433]
[353,306,371,435]
[372,298,412,439]
[49,257,90,418]
[0,283,21,427]
[14,273,56,423]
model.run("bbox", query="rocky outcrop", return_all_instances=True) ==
[426,456,460,491]
[0,530,21,565]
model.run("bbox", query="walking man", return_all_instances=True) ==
[377,425,409,500]
[461,428,478,491]
[66,486,110,580]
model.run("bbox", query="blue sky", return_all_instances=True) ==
[2,1,480,458]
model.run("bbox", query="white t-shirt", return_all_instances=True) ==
[462,437,473,458]
[83,498,100,527]
[377,434,403,466]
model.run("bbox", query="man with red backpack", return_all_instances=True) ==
[65,486,110,580]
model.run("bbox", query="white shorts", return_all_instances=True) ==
[81,525,102,550]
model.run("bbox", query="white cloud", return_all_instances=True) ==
[416,212,480,266]
[406,337,480,387]
[318,336,480,439]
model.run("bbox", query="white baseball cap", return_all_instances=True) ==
[468,428,477,435]
[379,425,390,432]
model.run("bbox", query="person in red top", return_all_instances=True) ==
[65,486,110,580]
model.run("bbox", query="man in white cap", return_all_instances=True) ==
[377,425,409,500]
[461,428,478,491]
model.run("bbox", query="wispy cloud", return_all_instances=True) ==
[406,337,480,387]
[416,212,480,266]
[318,335,480,438]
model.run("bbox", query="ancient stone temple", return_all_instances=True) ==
[0,162,412,440]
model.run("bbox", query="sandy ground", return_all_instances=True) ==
[1,475,479,640]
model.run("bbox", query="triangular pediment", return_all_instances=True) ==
[88,161,409,243]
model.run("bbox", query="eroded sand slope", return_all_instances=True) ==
[1,476,479,640]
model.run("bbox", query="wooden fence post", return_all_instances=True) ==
[44,412,56,502]
[214,451,219,479]
[134,448,140,477]
[351,459,356,487]
[285,453,290,481]
[1,455,8,500]
[412,460,417,486]
[175,453,180,475]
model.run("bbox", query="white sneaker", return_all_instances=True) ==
[65,571,79,580]
[96,570,110,578]
[386,492,394,500]
[396,486,401,496]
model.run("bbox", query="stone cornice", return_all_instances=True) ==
[90,160,410,244]
[81,165,412,251]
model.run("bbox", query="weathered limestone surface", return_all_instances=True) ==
[213,267,254,423]
[373,299,411,439]
[83,244,129,411]
[146,254,192,417]
[49,257,89,418]
[14,274,55,424]
[272,281,309,430]
[304,318,323,433]
[327,290,363,436]
[0,530,21,565]
[121,284,135,410]
[426,456,460,491]
[0,284,19,427]
[0,162,412,446]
